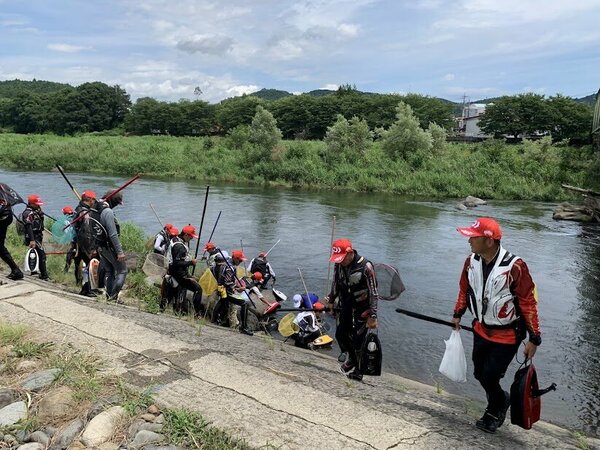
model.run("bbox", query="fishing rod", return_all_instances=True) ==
[191,185,210,276]
[264,239,281,257]
[149,203,164,228]
[325,215,336,293]
[63,174,140,230]
[215,248,256,308]
[240,239,248,273]
[55,164,81,200]
[201,210,222,262]
[395,308,473,332]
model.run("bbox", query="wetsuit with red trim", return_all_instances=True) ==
[453,249,541,420]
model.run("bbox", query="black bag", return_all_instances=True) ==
[510,360,556,430]
[360,330,382,376]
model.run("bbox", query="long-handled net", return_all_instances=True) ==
[373,263,406,301]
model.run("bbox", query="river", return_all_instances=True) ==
[1,169,599,435]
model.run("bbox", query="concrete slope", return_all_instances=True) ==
[1,279,598,450]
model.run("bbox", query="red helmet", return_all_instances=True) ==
[253,272,263,281]
[62,206,74,215]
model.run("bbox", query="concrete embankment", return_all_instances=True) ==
[1,278,598,450]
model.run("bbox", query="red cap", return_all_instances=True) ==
[330,238,353,263]
[62,206,74,215]
[165,223,173,230]
[258,251,267,257]
[313,302,325,311]
[82,190,96,200]
[252,271,263,281]
[27,194,44,206]
[231,250,247,261]
[204,242,216,251]
[168,227,179,237]
[181,225,198,238]
[457,217,502,240]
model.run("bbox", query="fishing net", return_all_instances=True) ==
[374,263,406,301]
[199,268,218,296]
[142,253,167,285]
[51,214,76,245]
[278,313,299,337]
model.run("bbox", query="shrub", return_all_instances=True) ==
[324,115,372,161]
[248,106,282,159]
[428,122,447,154]
[381,102,432,160]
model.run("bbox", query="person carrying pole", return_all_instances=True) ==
[323,238,379,381]
[451,217,542,433]
[90,190,127,302]
[165,225,203,316]
[214,249,254,336]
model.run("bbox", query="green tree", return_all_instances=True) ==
[124,97,163,135]
[216,95,263,133]
[428,122,447,154]
[479,94,552,137]
[381,102,432,161]
[324,114,372,161]
[547,95,593,141]
[400,94,455,130]
[249,105,282,158]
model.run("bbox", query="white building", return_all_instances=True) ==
[458,103,489,138]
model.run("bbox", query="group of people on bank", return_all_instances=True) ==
[0,189,128,302]
[1,200,542,434]
[153,222,277,336]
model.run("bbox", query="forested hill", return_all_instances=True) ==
[0,79,72,98]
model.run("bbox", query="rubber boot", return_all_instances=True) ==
[239,303,253,336]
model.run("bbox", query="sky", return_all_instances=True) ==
[1,0,599,104]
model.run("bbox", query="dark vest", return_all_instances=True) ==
[250,257,268,275]
[21,207,44,242]
[88,201,120,249]
[335,252,371,310]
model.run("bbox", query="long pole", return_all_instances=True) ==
[149,203,164,228]
[201,211,222,261]
[191,185,210,275]
[298,267,311,305]
[216,249,256,308]
[395,308,474,332]
[240,239,248,273]
[325,215,336,293]
[264,239,281,257]
[56,164,81,200]
[63,174,141,230]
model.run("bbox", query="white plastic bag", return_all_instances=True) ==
[439,329,467,382]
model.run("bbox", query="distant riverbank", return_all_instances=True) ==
[0,133,596,200]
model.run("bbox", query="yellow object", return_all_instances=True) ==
[278,313,299,337]
[217,285,227,299]
[199,269,218,295]
[236,265,248,279]
[312,335,333,346]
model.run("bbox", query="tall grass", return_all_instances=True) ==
[0,133,596,200]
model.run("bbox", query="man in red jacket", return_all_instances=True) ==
[451,217,541,433]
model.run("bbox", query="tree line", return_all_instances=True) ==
[0,80,594,142]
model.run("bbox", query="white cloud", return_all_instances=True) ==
[337,23,359,37]
[47,43,91,53]
[268,39,304,60]
[443,73,455,81]
[176,34,234,55]
[322,83,339,90]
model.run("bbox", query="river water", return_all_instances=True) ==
[1,169,599,435]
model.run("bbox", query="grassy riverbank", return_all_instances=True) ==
[0,133,598,200]
[0,321,252,449]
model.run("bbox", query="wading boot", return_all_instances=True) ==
[7,269,24,281]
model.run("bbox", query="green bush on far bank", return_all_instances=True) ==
[0,132,597,200]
